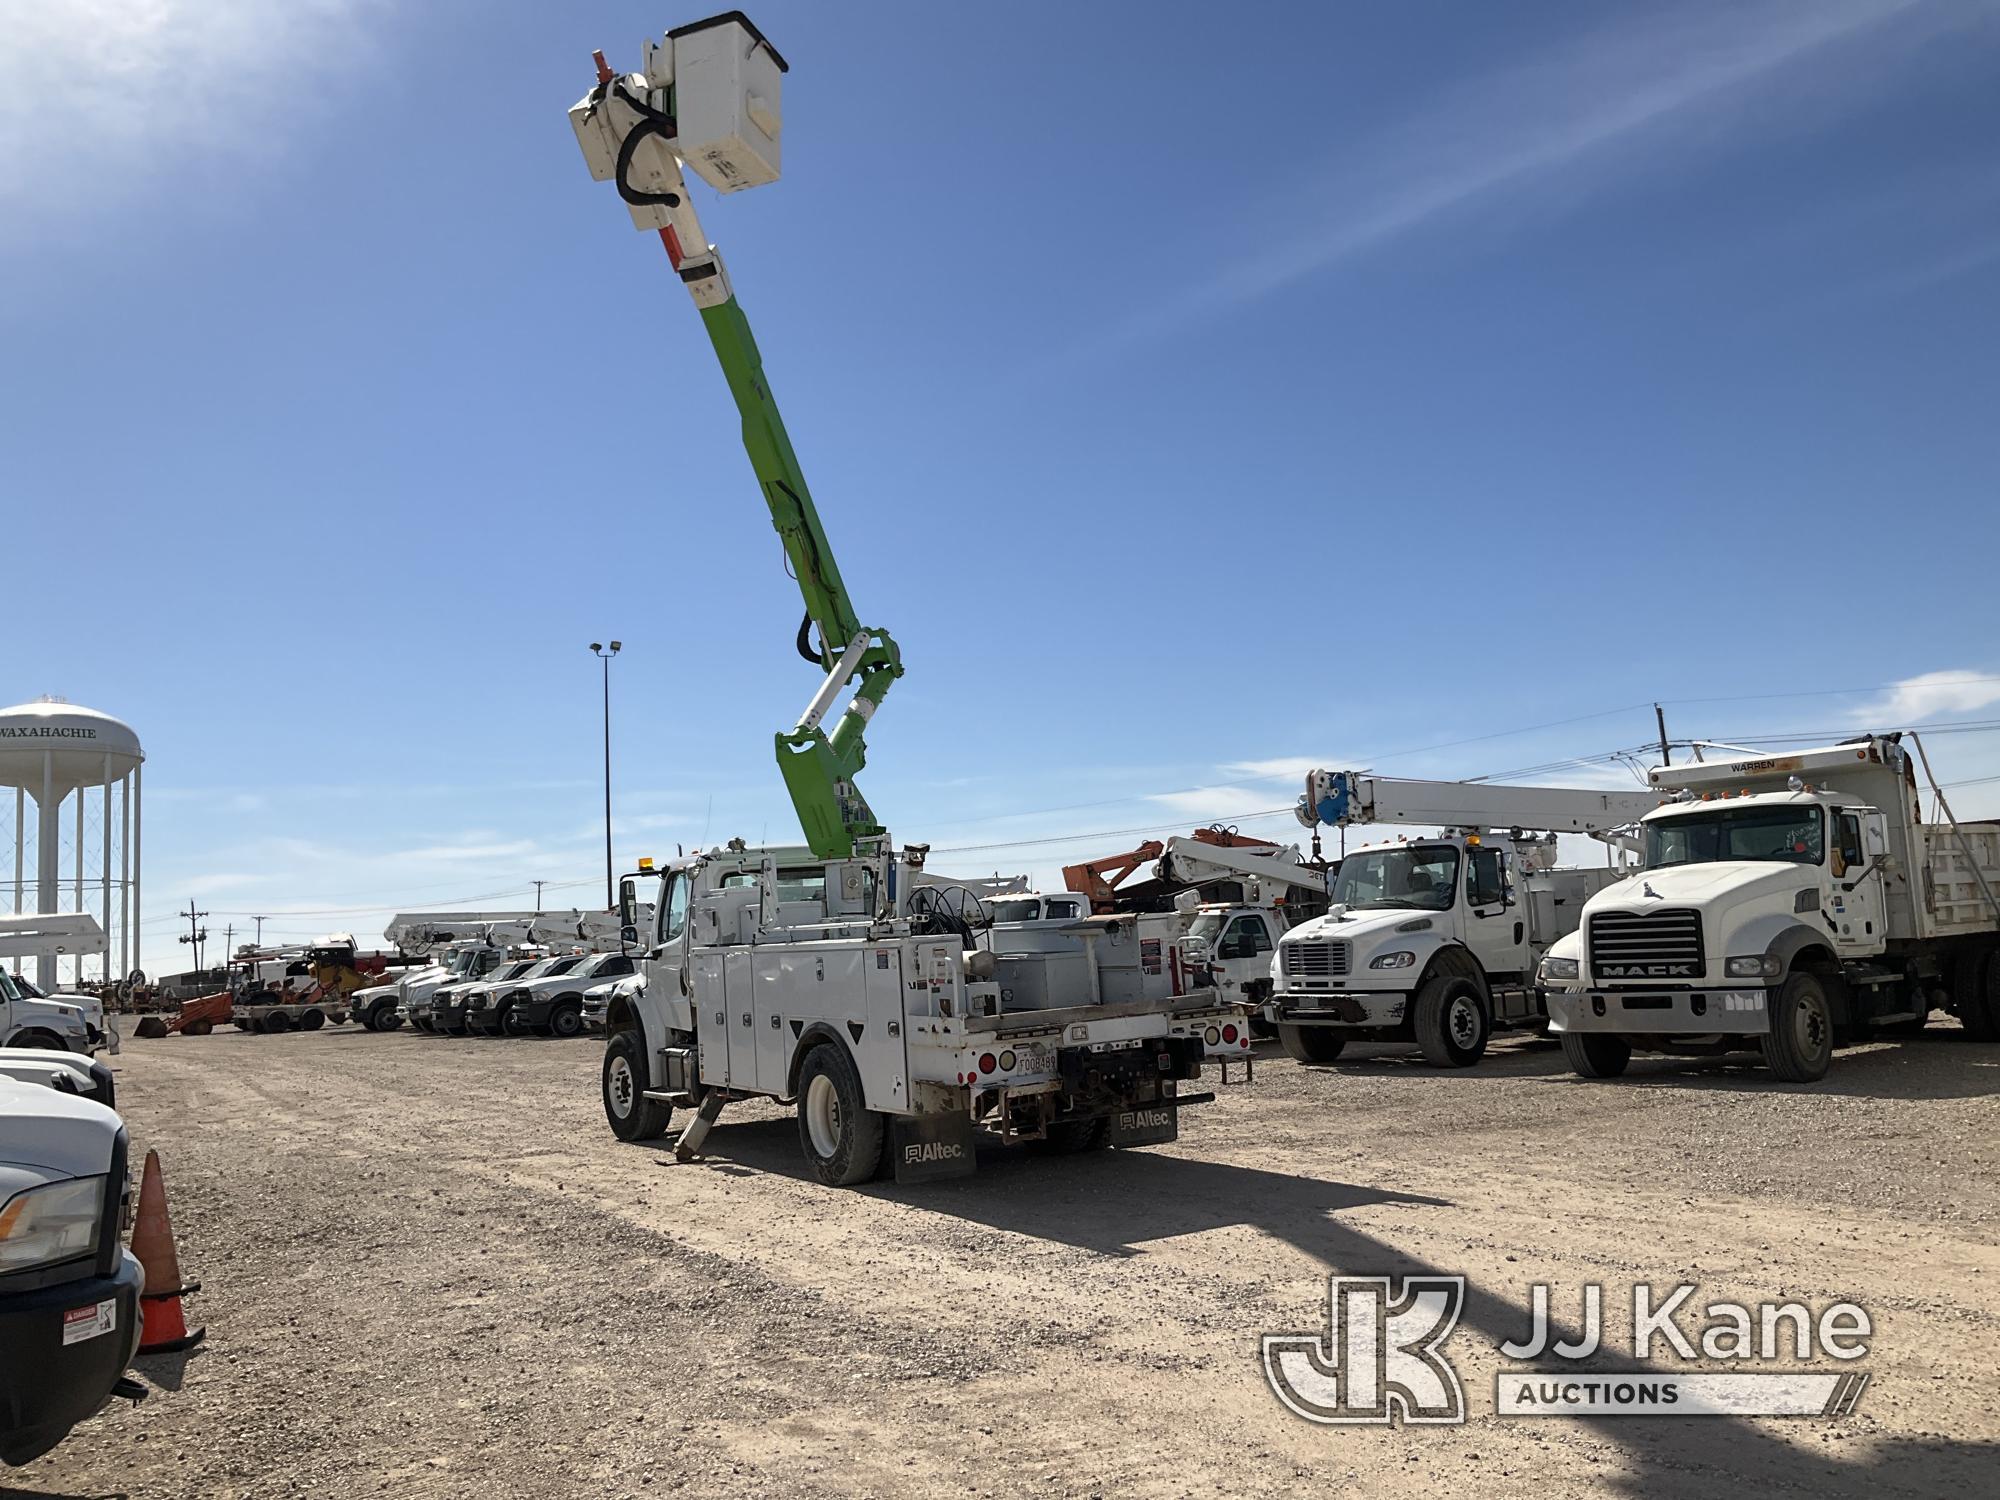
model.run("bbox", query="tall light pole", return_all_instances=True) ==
[590,641,622,909]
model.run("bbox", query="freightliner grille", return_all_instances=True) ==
[1589,909,1705,983]
[1283,941,1350,987]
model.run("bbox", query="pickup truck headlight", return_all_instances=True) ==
[1540,956,1580,982]
[1725,955,1783,979]
[1369,951,1417,970]
[0,1176,104,1271]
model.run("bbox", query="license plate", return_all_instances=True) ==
[1011,1043,1052,1075]
[62,1298,116,1346]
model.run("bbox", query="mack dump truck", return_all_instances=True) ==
[1541,733,2000,1083]
[570,14,1247,1184]
[1268,771,1663,1065]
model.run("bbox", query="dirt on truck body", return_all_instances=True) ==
[17,1027,1999,1499]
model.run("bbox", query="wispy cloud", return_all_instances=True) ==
[1092,0,1949,351]
[1857,669,2000,724]
[0,1,386,237]
[1148,786,1294,820]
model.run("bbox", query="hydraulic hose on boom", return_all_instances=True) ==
[568,18,901,860]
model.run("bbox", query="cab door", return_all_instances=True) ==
[1829,808,1886,955]
[1459,845,1528,980]
[1215,914,1276,1002]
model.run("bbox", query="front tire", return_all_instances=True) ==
[261,1010,293,1034]
[1413,974,1490,1067]
[796,1044,884,1187]
[603,1029,672,1142]
[1277,1024,1347,1064]
[1560,1030,1631,1078]
[1761,969,1834,1082]
[298,1008,326,1031]
[548,1001,584,1040]
[7,1028,66,1051]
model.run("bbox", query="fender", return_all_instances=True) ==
[786,1021,851,1099]
[1418,941,1489,995]
[1744,917,1837,976]
[608,989,671,1090]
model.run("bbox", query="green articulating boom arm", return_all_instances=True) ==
[570,41,902,859]
[697,292,904,859]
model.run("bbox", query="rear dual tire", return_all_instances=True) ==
[797,1044,884,1187]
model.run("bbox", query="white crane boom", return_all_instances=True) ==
[1296,771,1662,838]
[1154,838,1326,899]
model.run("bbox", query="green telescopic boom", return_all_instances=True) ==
[570,33,901,859]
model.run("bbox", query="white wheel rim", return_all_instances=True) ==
[805,1073,842,1158]
[1795,992,1828,1056]
[607,1053,634,1117]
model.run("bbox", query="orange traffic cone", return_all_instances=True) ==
[132,1149,204,1354]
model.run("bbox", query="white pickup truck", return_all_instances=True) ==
[1,972,107,1056]
[1543,733,2000,1082]
[0,1078,145,1468]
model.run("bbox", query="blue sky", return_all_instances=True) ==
[5,0,1998,976]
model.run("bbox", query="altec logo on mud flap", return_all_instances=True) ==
[1263,1278,1873,1425]
[1119,1108,1172,1132]
[902,1141,964,1166]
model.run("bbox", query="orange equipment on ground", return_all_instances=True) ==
[131,1149,205,1354]
[131,991,233,1039]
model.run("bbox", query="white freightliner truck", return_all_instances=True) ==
[1541,733,2000,1082]
[604,846,1240,1184]
[571,17,1250,1184]
[1268,771,1662,1065]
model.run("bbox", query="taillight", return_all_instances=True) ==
[1222,1024,1239,1045]
[978,1053,997,1074]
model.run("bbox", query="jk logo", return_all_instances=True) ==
[1262,1276,1467,1425]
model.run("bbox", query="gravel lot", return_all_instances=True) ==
[12,1023,1998,1499]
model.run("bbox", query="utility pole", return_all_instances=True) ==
[590,641,622,909]
[222,923,234,968]
[179,902,209,977]
[253,914,267,948]
[1654,703,1671,767]
[533,879,546,912]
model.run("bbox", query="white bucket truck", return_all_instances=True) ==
[601,847,1244,1185]
[1542,733,2000,1082]
[1268,772,1661,1065]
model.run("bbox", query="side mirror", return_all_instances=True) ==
[617,878,637,933]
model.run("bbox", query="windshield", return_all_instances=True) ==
[1332,846,1461,911]
[1645,803,1824,869]
[543,957,582,976]
[991,899,1044,923]
[1187,913,1226,940]
[11,974,46,998]
[576,953,620,977]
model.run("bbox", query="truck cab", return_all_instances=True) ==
[1269,831,1616,1067]
[1,972,98,1056]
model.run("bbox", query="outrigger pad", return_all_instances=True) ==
[890,1113,977,1184]
[1108,1101,1178,1148]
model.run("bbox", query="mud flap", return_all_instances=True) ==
[1108,1101,1178,1148]
[890,1113,977,1184]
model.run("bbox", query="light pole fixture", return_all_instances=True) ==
[590,641,622,908]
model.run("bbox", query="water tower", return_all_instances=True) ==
[0,698,143,989]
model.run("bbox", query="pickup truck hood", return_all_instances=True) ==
[1592,862,1808,912]
[0,1075,119,1176]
